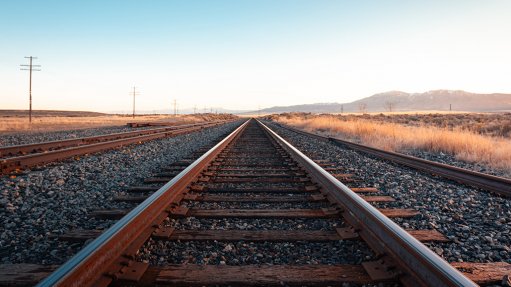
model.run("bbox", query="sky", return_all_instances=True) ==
[1,0,511,113]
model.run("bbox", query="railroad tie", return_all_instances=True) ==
[58,228,448,243]
[3,262,511,286]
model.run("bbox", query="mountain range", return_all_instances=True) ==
[255,90,511,114]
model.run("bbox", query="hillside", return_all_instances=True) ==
[258,90,511,113]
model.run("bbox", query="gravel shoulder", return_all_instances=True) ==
[266,121,511,264]
[0,121,242,264]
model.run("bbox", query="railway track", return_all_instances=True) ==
[2,119,509,286]
[269,121,511,197]
[0,121,229,175]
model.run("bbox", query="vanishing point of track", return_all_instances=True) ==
[35,119,482,287]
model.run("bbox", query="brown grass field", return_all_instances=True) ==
[270,113,511,172]
[0,110,237,133]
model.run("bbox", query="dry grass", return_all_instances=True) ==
[350,113,511,138]
[272,114,511,171]
[0,113,237,133]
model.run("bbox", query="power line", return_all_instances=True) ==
[20,56,41,124]
[130,86,140,118]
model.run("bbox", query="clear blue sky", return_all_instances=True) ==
[1,0,510,112]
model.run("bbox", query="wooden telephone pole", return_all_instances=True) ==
[20,56,41,123]
[130,86,140,118]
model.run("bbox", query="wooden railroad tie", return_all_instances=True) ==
[58,228,448,243]
[4,262,508,286]
[114,193,396,204]
[88,208,419,220]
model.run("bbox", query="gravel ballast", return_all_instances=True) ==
[0,121,242,264]
[265,121,511,264]
[161,217,345,231]
[137,239,373,266]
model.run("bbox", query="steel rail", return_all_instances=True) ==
[0,121,227,158]
[36,119,249,287]
[270,121,511,197]
[259,120,476,287]
[0,121,232,174]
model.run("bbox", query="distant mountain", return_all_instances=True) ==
[256,90,511,113]
[254,103,344,114]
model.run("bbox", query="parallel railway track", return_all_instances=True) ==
[0,121,229,175]
[23,119,510,287]
[269,121,511,197]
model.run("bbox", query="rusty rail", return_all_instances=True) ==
[270,121,511,197]
[259,120,476,287]
[0,121,232,174]
[36,120,250,287]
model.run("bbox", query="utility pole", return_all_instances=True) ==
[173,99,177,116]
[341,104,344,114]
[194,105,197,114]
[20,56,41,124]
[130,86,140,118]
[449,104,452,111]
